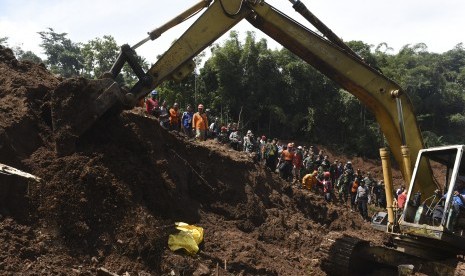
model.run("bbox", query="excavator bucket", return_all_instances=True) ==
[51,77,125,155]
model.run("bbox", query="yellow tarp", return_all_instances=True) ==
[168,222,204,255]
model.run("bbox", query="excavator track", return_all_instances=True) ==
[320,231,460,275]
[320,232,368,275]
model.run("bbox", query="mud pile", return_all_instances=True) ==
[0,45,386,275]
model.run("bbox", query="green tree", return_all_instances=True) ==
[81,36,119,79]
[14,48,42,63]
[147,31,465,153]
[38,28,83,77]
[0,38,42,63]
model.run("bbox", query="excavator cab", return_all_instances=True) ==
[398,145,465,255]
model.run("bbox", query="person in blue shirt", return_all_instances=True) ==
[442,176,465,230]
[443,177,465,207]
[181,104,194,137]
[451,188,465,208]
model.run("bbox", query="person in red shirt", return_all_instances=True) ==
[319,171,332,202]
[146,90,159,116]
[292,146,303,185]
[397,190,407,209]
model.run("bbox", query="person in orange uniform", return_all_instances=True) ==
[192,104,209,141]
[169,103,181,131]
[302,170,318,191]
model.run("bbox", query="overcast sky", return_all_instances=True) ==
[1,0,465,63]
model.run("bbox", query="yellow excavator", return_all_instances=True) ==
[51,0,465,274]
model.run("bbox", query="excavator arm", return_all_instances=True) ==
[134,0,429,188]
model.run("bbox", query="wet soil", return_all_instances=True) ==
[0,45,459,275]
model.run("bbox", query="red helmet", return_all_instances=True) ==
[198,104,204,109]
[324,172,330,178]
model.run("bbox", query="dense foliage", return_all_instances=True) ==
[2,30,464,157]
[162,33,465,157]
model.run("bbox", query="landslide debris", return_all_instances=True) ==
[0,45,386,275]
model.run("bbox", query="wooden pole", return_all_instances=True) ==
[0,163,41,182]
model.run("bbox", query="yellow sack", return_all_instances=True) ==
[168,222,204,255]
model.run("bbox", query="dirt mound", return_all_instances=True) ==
[0,45,388,275]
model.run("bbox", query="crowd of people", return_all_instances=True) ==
[273,143,388,221]
[145,90,211,140]
[144,90,388,221]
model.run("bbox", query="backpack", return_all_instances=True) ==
[351,181,359,193]
[267,144,276,156]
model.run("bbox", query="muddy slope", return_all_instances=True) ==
[0,45,395,275]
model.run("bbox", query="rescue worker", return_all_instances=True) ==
[397,189,407,209]
[363,172,375,205]
[302,170,318,191]
[377,180,387,208]
[355,179,369,221]
[243,130,256,153]
[158,100,170,129]
[292,146,304,185]
[229,127,242,151]
[192,104,209,140]
[265,138,278,171]
[350,178,359,211]
[336,161,344,178]
[321,155,331,172]
[258,135,267,162]
[146,90,159,116]
[344,161,354,175]
[181,104,194,137]
[279,143,295,182]
[209,117,221,138]
[216,126,229,144]
[329,159,339,184]
[169,102,181,131]
[440,176,465,230]
[319,171,332,202]
[303,152,315,175]
[337,170,351,204]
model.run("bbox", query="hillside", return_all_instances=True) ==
[0,45,413,275]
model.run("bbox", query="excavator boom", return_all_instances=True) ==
[138,0,425,174]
